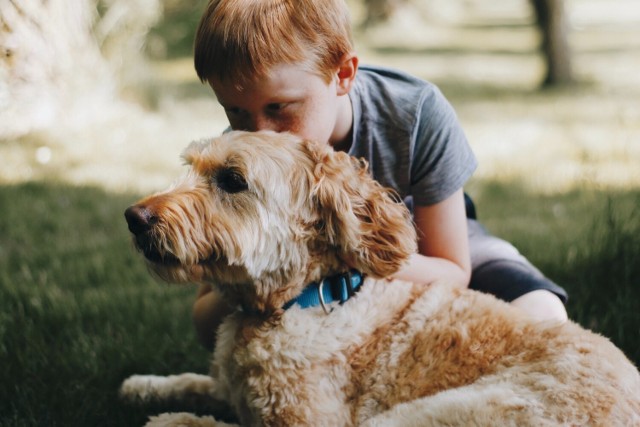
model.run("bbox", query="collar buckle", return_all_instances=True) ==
[283,270,364,313]
[317,280,333,314]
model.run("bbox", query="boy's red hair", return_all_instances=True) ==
[194,0,353,86]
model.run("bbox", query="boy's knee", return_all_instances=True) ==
[468,221,527,270]
[511,289,568,323]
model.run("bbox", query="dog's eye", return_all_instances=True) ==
[216,169,248,194]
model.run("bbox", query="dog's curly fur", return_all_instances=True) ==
[121,130,640,426]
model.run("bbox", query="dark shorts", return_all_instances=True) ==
[467,219,568,303]
[407,193,569,304]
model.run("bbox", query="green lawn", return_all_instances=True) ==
[0,183,210,426]
[0,181,638,426]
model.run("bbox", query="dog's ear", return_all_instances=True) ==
[303,140,417,278]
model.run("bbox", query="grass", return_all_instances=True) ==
[0,183,209,426]
[0,181,638,426]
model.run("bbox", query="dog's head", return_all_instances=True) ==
[125,131,416,312]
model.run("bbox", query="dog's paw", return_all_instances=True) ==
[145,412,237,427]
[120,373,217,403]
[120,375,172,402]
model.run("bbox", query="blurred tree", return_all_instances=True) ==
[0,0,161,139]
[531,0,573,86]
[361,0,574,88]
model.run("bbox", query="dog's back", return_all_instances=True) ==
[352,281,640,425]
[211,279,640,426]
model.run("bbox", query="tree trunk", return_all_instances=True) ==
[531,0,573,86]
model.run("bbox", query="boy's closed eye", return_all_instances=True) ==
[266,103,285,112]
[265,102,293,116]
[223,103,291,116]
[225,107,246,116]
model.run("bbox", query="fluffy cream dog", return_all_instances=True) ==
[121,130,640,426]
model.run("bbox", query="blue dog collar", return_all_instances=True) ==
[283,270,364,313]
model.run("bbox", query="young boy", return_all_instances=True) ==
[191,0,568,350]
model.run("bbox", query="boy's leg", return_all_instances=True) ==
[511,289,567,322]
[467,219,568,322]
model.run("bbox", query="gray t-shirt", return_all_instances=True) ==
[348,65,477,206]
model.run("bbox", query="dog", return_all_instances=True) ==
[121,130,640,426]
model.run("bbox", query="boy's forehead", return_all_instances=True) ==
[209,65,327,104]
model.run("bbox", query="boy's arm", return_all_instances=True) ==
[193,284,235,351]
[392,188,471,289]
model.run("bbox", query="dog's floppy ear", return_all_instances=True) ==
[303,140,417,278]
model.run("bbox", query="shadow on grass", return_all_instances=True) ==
[0,181,638,425]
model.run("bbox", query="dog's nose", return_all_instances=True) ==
[124,205,156,235]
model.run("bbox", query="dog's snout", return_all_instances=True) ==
[125,205,156,235]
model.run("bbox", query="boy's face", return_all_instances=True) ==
[209,63,353,148]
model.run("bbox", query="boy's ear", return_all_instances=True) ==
[336,54,358,96]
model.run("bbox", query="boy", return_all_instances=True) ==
[192,0,568,350]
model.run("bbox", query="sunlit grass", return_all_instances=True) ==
[1,1,639,195]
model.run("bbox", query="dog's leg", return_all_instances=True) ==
[120,373,216,403]
[144,412,238,427]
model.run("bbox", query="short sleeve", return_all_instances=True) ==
[409,86,477,206]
